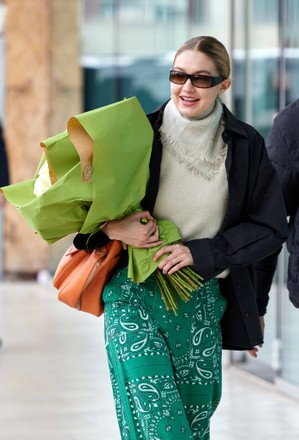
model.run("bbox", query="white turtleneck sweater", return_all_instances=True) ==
[153,98,229,278]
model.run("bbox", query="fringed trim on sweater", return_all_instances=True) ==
[159,98,227,180]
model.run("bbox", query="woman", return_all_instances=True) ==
[74,36,287,439]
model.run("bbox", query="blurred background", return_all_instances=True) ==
[0,0,299,411]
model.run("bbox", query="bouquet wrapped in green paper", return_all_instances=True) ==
[127,219,203,313]
[2,97,152,242]
[1,97,203,313]
[2,138,93,243]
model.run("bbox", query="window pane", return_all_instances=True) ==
[80,0,230,113]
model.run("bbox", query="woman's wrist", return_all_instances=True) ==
[101,221,112,238]
[101,219,121,240]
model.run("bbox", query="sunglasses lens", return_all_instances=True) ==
[170,71,224,88]
[192,76,213,88]
[169,71,187,85]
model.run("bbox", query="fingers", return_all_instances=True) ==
[104,211,159,245]
[154,244,194,274]
[121,211,163,248]
[247,344,263,358]
[136,218,160,244]
[134,210,154,223]
[144,220,157,237]
[136,226,163,248]
[247,348,258,358]
[247,318,265,359]
[163,260,184,275]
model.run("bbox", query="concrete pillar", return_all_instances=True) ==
[4,0,82,275]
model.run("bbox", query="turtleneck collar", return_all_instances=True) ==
[159,97,227,180]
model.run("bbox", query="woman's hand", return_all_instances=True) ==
[247,316,265,358]
[102,211,162,248]
[154,243,194,275]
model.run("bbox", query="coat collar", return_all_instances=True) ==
[222,105,249,138]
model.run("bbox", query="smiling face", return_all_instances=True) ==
[171,49,231,119]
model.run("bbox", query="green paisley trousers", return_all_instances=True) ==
[102,268,227,440]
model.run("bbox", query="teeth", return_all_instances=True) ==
[182,97,196,101]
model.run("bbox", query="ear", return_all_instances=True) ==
[218,79,231,95]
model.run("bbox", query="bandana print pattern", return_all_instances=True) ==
[103,268,226,440]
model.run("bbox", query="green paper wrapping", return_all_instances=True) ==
[2,160,92,243]
[67,97,153,234]
[1,97,153,243]
[41,130,80,181]
[127,220,181,283]
[128,219,204,314]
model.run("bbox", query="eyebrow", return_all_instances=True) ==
[173,67,213,76]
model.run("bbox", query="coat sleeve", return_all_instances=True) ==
[73,229,110,250]
[287,206,299,308]
[267,117,299,216]
[185,135,288,282]
[255,109,299,312]
[254,247,281,315]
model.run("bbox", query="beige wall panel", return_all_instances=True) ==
[4,0,82,274]
[50,0,82,134]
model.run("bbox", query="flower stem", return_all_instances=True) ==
[153,267,204,314]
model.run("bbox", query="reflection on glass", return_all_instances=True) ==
[80,0,230,113]
[231,0,299,390]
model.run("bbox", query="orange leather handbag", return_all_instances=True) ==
[53,240,123,316]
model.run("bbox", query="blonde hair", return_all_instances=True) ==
[174,36,231,79]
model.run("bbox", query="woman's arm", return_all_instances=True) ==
[73,229,110,250]
[103,211,162,248]
[185,145,287,280]
[254,247,281,315]
[287,206,299,308]
[73,210,162,251]
[267,118,299,216]
[156,138,287,279]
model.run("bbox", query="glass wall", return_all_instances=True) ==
[231,0,280,138]
[231,0,299,391]
[279,0,299,388]
[80,0,231,113]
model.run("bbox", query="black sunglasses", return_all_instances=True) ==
[169,69,225,88]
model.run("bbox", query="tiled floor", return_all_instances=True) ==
[1,280,299,440]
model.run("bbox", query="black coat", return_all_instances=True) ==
[74,102,287,350]
[255,99,299,309]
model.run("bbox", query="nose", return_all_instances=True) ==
[182,78,195,90]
